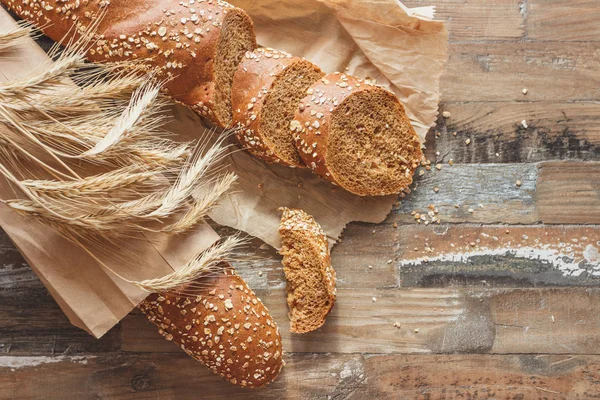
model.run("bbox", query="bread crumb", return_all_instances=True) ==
[258,271,263,277]
[433,187,440,193]
[522,88,528,95]
[435,164,442,170]
[521,119,528,128]
[465,138,471,145]
[368,265,373,269]
[448,159,454,166]
[414,328,420,333]
[516,180,522,187]
[442,111,451,118]
[372,297,377,302]
[468,208,474,213]
[393,322,401,328]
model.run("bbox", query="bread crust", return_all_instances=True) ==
[139,264,284,388]
[2,0,256,127]
[231,48,323,167]
[292,73,423,196]
[279,207,336,333]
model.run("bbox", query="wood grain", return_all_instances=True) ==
[1,353,598,399]
[392,162,600,225]
[403,0,525,41]
[528,0,600,41]
[442,42,600,102]
[537,162,600,224]
[121,287,600,355]
[436,102,600,163]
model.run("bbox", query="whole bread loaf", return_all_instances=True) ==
[292,73,423,196]
[1,0,257,127]
[139,264,284,388]
[231,48,324,167]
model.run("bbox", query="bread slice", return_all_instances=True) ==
[231,48,324,167]
[278,207,336,333]
[292,73,423,196]
[212,8,257,127]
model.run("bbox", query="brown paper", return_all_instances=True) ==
[0,10,220,339]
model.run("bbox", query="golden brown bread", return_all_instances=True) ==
[278,208,336,333]
[231,47,324,167]
[139,264,284,388]
[1,0,257,127]
[292,73,423,196]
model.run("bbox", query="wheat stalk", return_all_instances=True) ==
[161,172,237,234]
[0,24,31,52]
[0,54,86,100]
[83,82,162,157]
[2,137,233,234]
[5,71,148,115]
[20,165,164,198]
[132,236,246,293]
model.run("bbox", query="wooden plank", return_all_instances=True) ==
[403,0,524,41]
[397,225,600,287]
[528,0,600,41]
[537,162,600,224]
[1,353,598,399]
[436,102,600,163]
[392,162,600,225]
[395,163,540,224]
[441,42,600,103]
[361,354,600,399]
[121,287,600,355]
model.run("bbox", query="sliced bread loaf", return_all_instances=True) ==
[291,73,423,196]
[231,48,324,167]
[2,0,257,128]
[278,207,336,333]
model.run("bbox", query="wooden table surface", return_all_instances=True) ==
[1,0,600,399]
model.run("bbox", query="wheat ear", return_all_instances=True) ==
[83,82,162,156]
[0,24,31,52]
[130,236,246,293]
